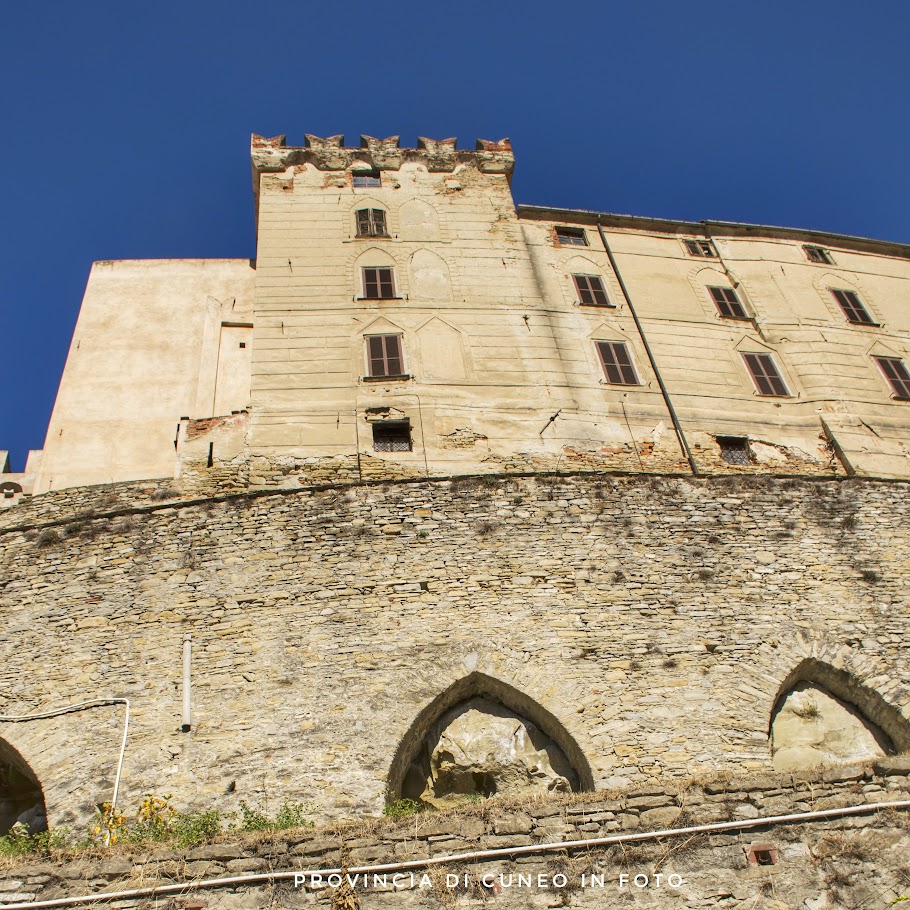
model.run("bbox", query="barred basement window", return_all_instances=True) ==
[874,356,910,400]
[742,353,790,397]
[684,239,716,258]
[372,421,412,451]
[573,274,611,306]
[362,267,396,299]
[356,209,388,237]
[831,289,875,325]
[353,170,381,188]
[555,227,588,246]
[717,436,751,465]
[595,341,639,385]
[709,286,747,319]
[366,334,404,377]
[804,245,833,264]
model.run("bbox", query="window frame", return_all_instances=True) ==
[708,285,748,319]
[830,288,876,326]
[361,266,397,300]
[684,239,716,258]
[572,274,612,307]
[803,245,834,265]
[716,435,752,465]
[555,227,589,247]
[371,420,412,452]
[355,208,388,238]
[874,356,910,401]
[595,341,640,386]
[352,170,382,188]
[364,334,407,379]
[741,352,790,397]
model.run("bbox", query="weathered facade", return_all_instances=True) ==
[1,135,909,908]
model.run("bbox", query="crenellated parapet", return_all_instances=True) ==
[250,133,514,184]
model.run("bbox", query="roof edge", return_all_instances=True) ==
[516,204,910,260]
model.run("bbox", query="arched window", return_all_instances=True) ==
[0,741,46,835]
[355,208,388,238]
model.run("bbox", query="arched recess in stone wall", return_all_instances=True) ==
[769,658,910,770]
[0,738,47,835]
[387,672,594,804]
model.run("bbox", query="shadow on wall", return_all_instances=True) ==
[0,740,46,835]
[770,659,910,771]
[388,673,593,807]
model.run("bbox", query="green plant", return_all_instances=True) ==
[133,793,176,840]
[171,810,222,847]
[383,798,426,820]
[0,824,67,858]
[91,803,128,845]
[274,801,316,830]
[238,800,272,831]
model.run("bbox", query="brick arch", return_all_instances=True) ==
[386,671,595,798]
[770,657,910,751]
[0,737,46,835]
[731,632,910,752]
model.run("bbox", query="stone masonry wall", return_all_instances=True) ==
[1,764,909,908]
[1,473,909,839]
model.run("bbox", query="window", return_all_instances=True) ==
[573,274,611,306]
[362,267,395,299]
[742,353,790,397]
[356,209,388,237]
[804,245,833,264]
[717,436,751,465]
[874,356,910,400]
[353,170,381,188]
[684,239,716,258]
[831,289,875,325]
[595,341,639,385]
[555,227,588,246]
[365,334,405,378]
[709,286,748,319]
[372,421,412,452]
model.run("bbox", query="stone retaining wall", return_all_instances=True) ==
[1,764,909,908]
[0,473,909,836]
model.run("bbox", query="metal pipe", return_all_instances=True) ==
[596,221,699,475]
[2,798,907,909]
[181,636,192,733]
[0,698,131,847]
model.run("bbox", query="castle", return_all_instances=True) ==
[1,135,909,905]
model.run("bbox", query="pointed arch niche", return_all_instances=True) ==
[0,738,46,835]
[769,658,910,771]
[387,673,594,806]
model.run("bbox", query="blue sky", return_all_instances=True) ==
[2,0,908,470]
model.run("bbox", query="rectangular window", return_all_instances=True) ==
[742,353,790,397]
[717,436,751,465]
[684,239,716,258]
[874,356,910,400]
[804,245,833,264]
[596,341,639,385]
[831,289,875,325]
[372,421,412,451]
[356,209,387,237]
[366,335,404,377]
[353,171,381,188]
[555,227,588,246]
[709,286,748,319]
[573,274,611,306]
[362,267,395,299]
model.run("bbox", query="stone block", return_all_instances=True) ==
[492,813,533,835]
[639,807,683,828]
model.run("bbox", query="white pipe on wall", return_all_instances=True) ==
[181,635,192,733]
